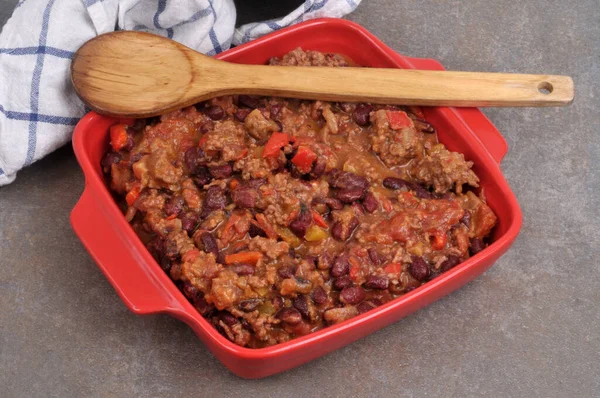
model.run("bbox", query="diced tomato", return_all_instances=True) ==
[291,146,317,174]
[383,263,403,274]
[431,230,448,250]
[262,132,289,158]
[166,213,178,220]
[312,210,328,228]
[109,124,129,151]
[182,249,200,263]
[386,110,413,130]
[225,251,263,265]
[125,183,141,206]
[229,179,239,190]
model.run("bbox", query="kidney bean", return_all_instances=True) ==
[362,191,378,213]
[199,232,219,258]
[239,299,262,312]
[238,95,259,109]
[330,223,344,241]
[248,223,266,238]
[365,275,389,290]
[413,184,433,199]
[194,296,213,316]
[324,197,344,210]
[340,286,366,304]
[470,238,485,255]
[293,295,310,319]
[331,254,350,277]
[356,301,375,314]
[209,164,233,179]
[460,211,471,228]
[129,152,143,164]
[336,187,366,203]
[311,286,328,304]
[241,319,252,331]
[234,108,251,121]
[286,161,302,178]
[219,312,239,326]
[159,256,172,273]
[184,147,207,173]
[230,263,255,275]
[331,217,358,241]
[310,159,327,179]
[409,256,430,282]
[440,255,461,273]
[272,296,284,310]
[164,195,185,217]
[367,248,381,266]
[101,151,122,170]
[123,134,135,151]
[182,282,201,301]
[352,103,372,126]
[147,237,165,262]
[216,252,226,264]
[180,211,199,233]
[289,206,312,237]
[333,276,353,290]
[277,308,302,325]
[318,252,333,270]
[193,166,212,187]
[232,187,257,208]
[205,105,225,120]
[278,265,296,279]
[330,171,369,191]
[202,186,227,214]
[382,177,412,190]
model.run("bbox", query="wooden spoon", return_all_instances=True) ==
[71,31,574,118]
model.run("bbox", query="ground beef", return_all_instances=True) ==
[104,48,497,348]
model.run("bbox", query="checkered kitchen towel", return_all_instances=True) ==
[0,0,361,185]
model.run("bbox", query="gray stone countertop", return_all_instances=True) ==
[1,1,598,396]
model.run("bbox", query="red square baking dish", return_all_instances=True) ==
[70,18,522,378]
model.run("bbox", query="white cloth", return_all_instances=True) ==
[0,0,361,185]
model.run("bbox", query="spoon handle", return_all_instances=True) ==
[223,64,574,107]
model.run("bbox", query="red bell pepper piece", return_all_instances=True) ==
[383,263,403,274]
[225,251,263,265]
[312,210,328,228]
[291,146,317,174]
[109,124,129,151]
[386,110,413,130]
[125,183,141,206]
[431,230,448,250]
[262,132,290,158]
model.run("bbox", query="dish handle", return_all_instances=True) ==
[70,188,186,315]
[401,56,509,164]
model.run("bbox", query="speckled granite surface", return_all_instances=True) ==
[1,1,598,396]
